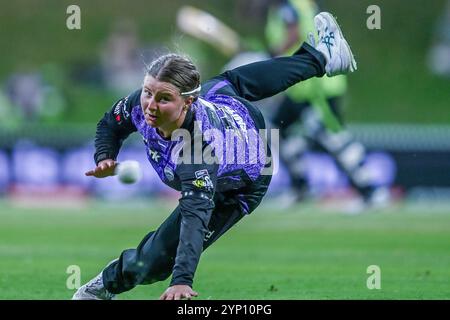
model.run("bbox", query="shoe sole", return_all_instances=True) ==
[317,12,357,72]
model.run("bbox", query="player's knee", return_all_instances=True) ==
[145,270,172,284]
[141,263,173,284]
[140,252,175,284]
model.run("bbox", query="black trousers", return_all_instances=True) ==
[102,42,325,294]
[103,175,271,294]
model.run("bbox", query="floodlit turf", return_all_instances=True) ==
[0,199,449,300]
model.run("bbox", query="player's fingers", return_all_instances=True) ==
[85,170,95,176]
[100,163,116,175]
[174,293,181,300]
[191,290,199,297]
[159,293,167,300]
[102,160,116,168]
[104,161,115,168]
[93,167,105,177]
[165,293,174,300]
[183,293,192,300]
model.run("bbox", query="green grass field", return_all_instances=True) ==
[1,200,449,300]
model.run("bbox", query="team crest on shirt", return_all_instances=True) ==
[164,166,174,181]
[192,169,213,191]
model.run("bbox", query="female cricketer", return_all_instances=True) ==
[73,11,356,300]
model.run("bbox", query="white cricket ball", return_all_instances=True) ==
[115,160,142,184]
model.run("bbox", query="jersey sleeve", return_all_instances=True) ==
[170,142,219,287]
[94,89,141,165]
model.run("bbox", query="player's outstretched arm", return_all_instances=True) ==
[94,90,139,165]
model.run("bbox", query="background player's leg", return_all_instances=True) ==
[272,97,305,139]
[303,98,375,200]
[272,97,310,196]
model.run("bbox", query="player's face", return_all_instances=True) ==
[141,75,188,131]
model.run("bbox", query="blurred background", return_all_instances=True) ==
[0,0,449,208]
[1,0,450,300]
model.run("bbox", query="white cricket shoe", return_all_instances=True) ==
[72,271,115,300]
[314,12,357,76]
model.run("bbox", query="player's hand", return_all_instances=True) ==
[85,159,117,178]
[159,285,198,300]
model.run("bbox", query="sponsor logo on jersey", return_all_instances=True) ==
[113,96,130,123]
[164,166,174,181]
[192,169,213,191]
[122,96,130,119]
[114,100,123,116]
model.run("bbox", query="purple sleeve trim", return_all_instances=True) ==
[238,194,250,215]
[205,80,231,97]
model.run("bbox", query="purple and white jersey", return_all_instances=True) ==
[130,93,269,192]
